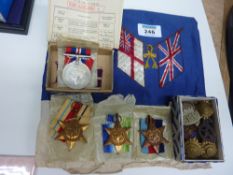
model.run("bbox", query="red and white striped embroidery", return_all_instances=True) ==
[158,30,184,88]
[118,29,145,87]
[120,29,132,54]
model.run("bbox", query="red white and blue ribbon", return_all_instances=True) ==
[64,54,94,70]
[140,118,165,154]
[65,47,91,56]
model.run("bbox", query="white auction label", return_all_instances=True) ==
[138,23,162,38]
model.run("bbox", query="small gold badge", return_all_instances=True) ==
[56,118,88,151]
[201,141,218,158]
[185,138,204,159]
[139,115,169,153]
[104,114,132,153]
[195,101,214,119]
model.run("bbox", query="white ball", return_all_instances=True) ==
[62,61,91,89]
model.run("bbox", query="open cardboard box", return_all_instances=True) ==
[45,0,125,93]
[171,96,224,162]
[46,39,113,93]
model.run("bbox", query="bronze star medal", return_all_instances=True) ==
[139,115,169,153]
[56,118,88,151]
[104,113,132,153]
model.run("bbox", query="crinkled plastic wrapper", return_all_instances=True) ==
[36,94,101,173]
[92,95,135,173]
[133,106,174,160]
[0,156,35,175]
[36,94,210,174]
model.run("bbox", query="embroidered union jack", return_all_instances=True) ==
[119,29,132,54]
[158,30,184,88]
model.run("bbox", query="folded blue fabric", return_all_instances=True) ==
[92,9,206,105]
[41,10,206,105]
[7,0,26,25]
[0,0,14,22]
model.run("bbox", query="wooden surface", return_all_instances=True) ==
[203,0,231,98]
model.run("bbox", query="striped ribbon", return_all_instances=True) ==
[65,47,91,55]
[139,118,165,154]
[102,114,132,153]
[49,99,88,138]
[64,55,94,70]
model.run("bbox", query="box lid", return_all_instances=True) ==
[48,0,124,49]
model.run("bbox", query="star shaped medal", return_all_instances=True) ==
[139,115,169,153]
[56,118,88,151]
[104,113,132,153]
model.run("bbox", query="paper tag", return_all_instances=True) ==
[138,23,162,38]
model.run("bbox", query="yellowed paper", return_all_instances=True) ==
[48,0,124,49]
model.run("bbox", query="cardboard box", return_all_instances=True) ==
[45,0,125,93]
[46,39,113,93]
[171,96,224,162]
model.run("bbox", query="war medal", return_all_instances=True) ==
[139,115,169,153]
[62,59,91,89]
[56,118,88,151]
[104,114,132,153]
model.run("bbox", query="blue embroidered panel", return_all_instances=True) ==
[92,10,206,105]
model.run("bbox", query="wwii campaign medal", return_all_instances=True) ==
[104,114,132,153]
[139,115,169,153]
[62,59,91,89]
[56,118,88,151]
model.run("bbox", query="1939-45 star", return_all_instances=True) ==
[56,118,88,151]
[104,113,132,153]
[139,115,169,153]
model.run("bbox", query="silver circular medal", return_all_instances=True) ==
[62,60,91,89]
